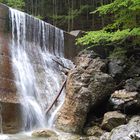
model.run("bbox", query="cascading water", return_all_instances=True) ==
[9,8,73,131]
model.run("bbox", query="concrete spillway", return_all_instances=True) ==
[0,3,76,133]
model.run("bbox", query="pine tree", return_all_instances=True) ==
[77,0,140,47]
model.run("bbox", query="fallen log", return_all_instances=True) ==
[52,58,71,70]
[45,78,67,115]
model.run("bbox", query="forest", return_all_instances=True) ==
[1,0,140,50]
[1,0,113,31]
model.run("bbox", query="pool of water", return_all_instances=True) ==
[0,132,82,140]
[0,133,49,140]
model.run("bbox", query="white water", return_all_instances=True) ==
[9,8,73,132]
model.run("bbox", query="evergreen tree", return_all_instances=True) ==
[0,0,25,10]
[77,0,140,47]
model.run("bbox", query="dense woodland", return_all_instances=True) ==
[1,0,113,31]
[1,0,140,58]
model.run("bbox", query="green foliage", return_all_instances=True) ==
[76,30,112,46]
[51,5,93,25]
[35,15,44,20]
[77,0,140,48]
[93,0,140,29]
[77,28,140,47]
[0,0,25,10]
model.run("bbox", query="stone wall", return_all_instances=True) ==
[64,32,77,60]
[0,4,22,133]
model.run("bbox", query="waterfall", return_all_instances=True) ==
[9,8,73,131]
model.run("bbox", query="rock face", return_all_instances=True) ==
[101,111,126,131]
[55,51,115,133]
[1,101,22,134]
[108,59,126,80]
[84,126,104,137]
[105,116,140,140]
[100,132,110,140]
[124,78,140,92]
[128,60,140,78]
[0,4,9,33]
[110,89,140,112]
[64,32,78,60]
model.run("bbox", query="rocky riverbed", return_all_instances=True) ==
[23,50,140,140]
[1,49,140,140]
[54,50,140,140]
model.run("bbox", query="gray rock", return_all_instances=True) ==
[86,57,107,73]
[77,50,99,59]
[32,129,58,138]
[70,30,85,37]
[101,111,126,131]
[106,116,140,140]
[84,126,104,137]
[108,59,126,79]
[129,130,140,140]
[100,132,110,140]
[89,72,114,107]
[80,136,99,140]
[75,52,103,70]
[124,78,140,92]
[110,89,140,112]
[128,61,140,78]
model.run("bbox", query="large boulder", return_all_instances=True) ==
[127,60,140,78]
[32,129,58,138]
[110,89,140,113]
[56,83,91,133]
[100,132,110,140]
[124,78,140,92]
[101,111,126,131]
[103,116,140,140]
[89,72,114,107]
[70,30,85,38]
[84,126,104,137]
[55,51,115,133]
[108,59,126,81]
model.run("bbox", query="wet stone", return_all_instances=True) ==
[32,129,58,138]
[101,111,126,131]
